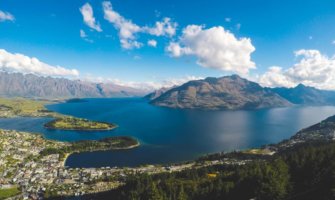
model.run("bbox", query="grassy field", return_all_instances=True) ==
[242,148,275,155]
[0,186,20,200]
[0,98,58,117]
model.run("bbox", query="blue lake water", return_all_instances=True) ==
[0,98,335,168]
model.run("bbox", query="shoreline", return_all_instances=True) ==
[62,142,140,167]
[61,153,70,167]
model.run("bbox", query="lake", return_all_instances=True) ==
[0,98,335,168]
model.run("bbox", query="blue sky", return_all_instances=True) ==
[1,0,335,89]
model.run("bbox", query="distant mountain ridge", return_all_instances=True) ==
[150,75,292,110]
[144,86,176,100]
[0,72,145,99]
[2,72,335,107]
[270,84,335,105]
[148,75,335,110]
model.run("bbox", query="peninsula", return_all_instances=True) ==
[0,97,116,131]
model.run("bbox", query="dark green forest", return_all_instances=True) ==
[76,141,335,200]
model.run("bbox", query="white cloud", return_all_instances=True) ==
[148,39,157,47]
[102,1,177,49]
[143,17,177,37]
[258,66,296,88]
[82,75,202,91]
[80,29,87,38]
[166,25,256,74]
[102,1,142,49]
[0,10,14,22]
[0,49,79,77]
[80,3,102,32]
[157,76,203,89]
[259,49,335,90]
[166,42,192,57]
[120,40,142,49]
[80,29,93,43]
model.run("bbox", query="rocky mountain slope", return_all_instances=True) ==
[0,72,145,99]
[150,75,292,110]
[144,86,176,100]
[270,84,335,105]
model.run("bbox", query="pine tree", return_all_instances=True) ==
[177,185,188,200]
[146,182,163,200]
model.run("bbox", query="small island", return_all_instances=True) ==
[44,117,117,131]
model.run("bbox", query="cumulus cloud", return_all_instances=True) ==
[143,17,177,37]
[102,1,142,49]
[155,75,203,89]
[258,66,296,88]
[0,10,14,22]
[0,49,79,77]
[148,39,157,47]
[83,75,202,91]
[125,75,203,91]
[166,25,256,74]
[80,3,102,32]
[102,1,177,49]
[259,49,335,90]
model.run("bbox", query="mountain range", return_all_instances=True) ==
[0,72,146,99]
[270,84,335,105]
[1,72,335,110]
[148,75,335,110]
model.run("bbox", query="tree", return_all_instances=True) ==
[177,185,188,200]
[145,182,163,200]
[256,158,290,200]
